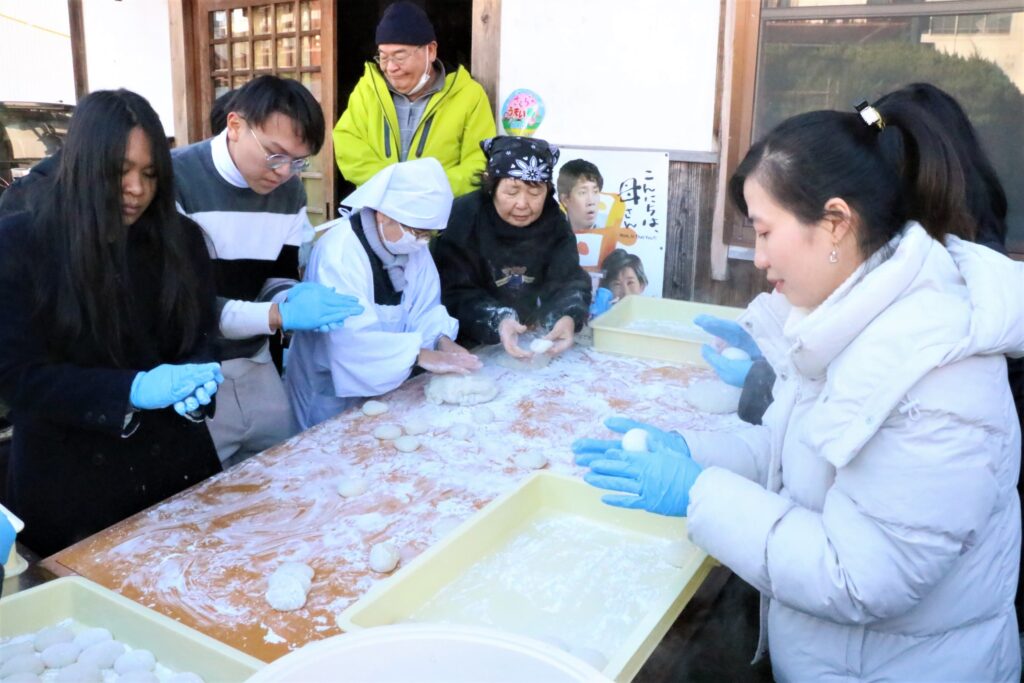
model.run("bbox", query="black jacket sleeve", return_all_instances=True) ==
[535,227,593,332]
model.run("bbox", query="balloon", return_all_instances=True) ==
[501,88,545,137]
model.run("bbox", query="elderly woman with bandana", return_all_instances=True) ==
[285,158,481,429]
[433,136,592,359]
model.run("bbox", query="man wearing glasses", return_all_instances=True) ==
[173,75,363,465]
[333,1,495,197]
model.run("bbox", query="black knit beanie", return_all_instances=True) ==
[376,2,436,46]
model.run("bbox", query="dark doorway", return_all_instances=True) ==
[333,0,473,200]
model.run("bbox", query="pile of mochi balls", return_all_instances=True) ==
[0,625,204,682]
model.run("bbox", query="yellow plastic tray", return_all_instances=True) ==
[337,472,715,682]
[0,576,263,682]
[590,295,744,364]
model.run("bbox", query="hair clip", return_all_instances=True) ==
[854,100,885,130]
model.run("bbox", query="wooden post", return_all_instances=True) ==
[471,0,500,116]
[167,0,197,146]
[67,0,87,100]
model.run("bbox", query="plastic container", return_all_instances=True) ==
[0,576,263,682]
[590,295,744,363]
[0,503,27,578]
[337,472,715,682]
[245,624,611,683]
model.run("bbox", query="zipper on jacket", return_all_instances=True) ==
[383,117,392,159]
[415,115,435,158]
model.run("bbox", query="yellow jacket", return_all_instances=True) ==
[333,63,495,197]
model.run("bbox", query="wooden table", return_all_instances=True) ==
[43,338,749,674]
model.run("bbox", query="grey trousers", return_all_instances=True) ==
[207,358,297,467]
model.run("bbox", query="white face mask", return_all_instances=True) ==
[379,221,430,255]
[403,60,432,96]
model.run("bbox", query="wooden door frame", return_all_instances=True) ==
[167,0,336,217]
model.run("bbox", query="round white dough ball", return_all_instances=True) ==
[424,373,498,406]
[40,642,81,668]
[448,422,472,440]
[372,423,402,440]
[274,561,314,591]
[393,435,420,453]
[514,452,548,470]
[55,662,103,683]
[336,477,368,498]
[529,338,554,354]
[265,572,307,611]
[33,626,74,652]
[72,628,112,650]
[77,640,125,669]
[116,670,161,683]
[664,540,692,568]
[2,672,42,683]
[621,428,649,452]
[113,649,156,675]
[361,400,389,416]
[402,418,430,436]
[720,346,751,361]
[683,379,742,414]
[166,673,206,683]
[471,406,495,424]
[368,542,400,573]
[0,653,43,677]
[0,641,35,663]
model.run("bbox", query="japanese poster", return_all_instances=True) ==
[553,148,670,298]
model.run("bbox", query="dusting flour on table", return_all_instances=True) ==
[53,336,744,661]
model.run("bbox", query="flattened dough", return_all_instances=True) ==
[372,424,402,440]
[425,374,498,406]
[361,400,389,416]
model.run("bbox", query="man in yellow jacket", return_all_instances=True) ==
[333,1,495,197]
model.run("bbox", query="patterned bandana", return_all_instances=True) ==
[481,136,560,183]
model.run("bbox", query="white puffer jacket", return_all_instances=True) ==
[683,224,1021,682]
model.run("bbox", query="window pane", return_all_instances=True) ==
[231,8,249,37]
[254,39,273,69]
[764,0,964,7]
[232,41,250,71]
[233,75,249,89]
[279,71,297,82]
[210,10,227,40]
[277,37,296,68]
[754,11,1024,249]
[301,72,322,101]
[210,43,228,72]
[212,75,229,99]
[253,5,272,35]
[277,2,296,33]
[300,35,321,67]
[300,0,321,31]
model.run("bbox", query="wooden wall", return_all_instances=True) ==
[662,160,771,308]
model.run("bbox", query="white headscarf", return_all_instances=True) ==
[340,158,453,292]
[340,157,453,229]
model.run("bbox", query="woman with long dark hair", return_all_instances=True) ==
[0,89,224,557]
[576,99,1020,680]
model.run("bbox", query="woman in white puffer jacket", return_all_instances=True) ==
[575,102,1020,682]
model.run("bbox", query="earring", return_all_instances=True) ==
[829,246,839,264]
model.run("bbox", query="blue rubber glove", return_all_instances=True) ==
[693,314,762,359]
[172,379,220,417]
[0,513,15,566]
[130,363,223,411]
[583,442,703,517]
[590,287,615,318]
[279,282,364,332]
[701,344,754,388]
[573,416,689,466]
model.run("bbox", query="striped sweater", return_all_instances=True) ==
[173,133,311,361]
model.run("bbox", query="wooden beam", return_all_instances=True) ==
[67,0,87,100]
[471,0,500,116]
[167,0,199,145]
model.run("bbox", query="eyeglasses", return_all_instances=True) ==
[247,125,310,173]
[403,225,436,240]
[373,45,424,68]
